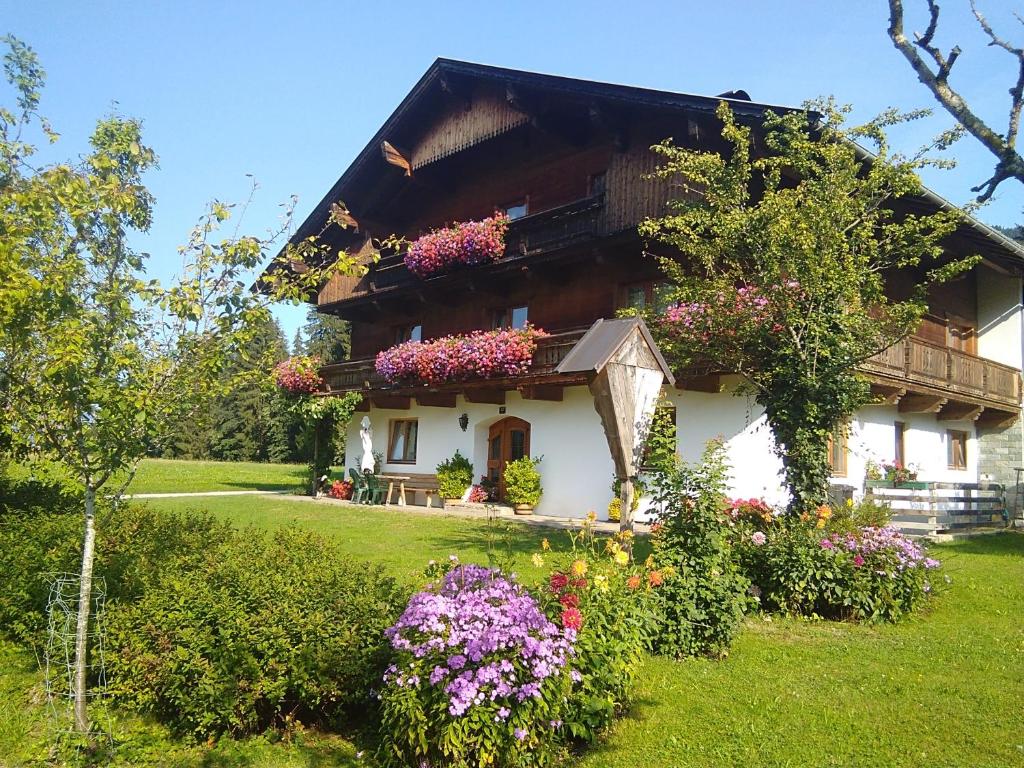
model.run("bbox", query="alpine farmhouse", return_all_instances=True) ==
[277,60,1024,532]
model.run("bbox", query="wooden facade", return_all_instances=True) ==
[280,59,1024,424]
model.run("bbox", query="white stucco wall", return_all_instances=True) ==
[348,383,982,521]
[977,266,1023,368]
[346,386,614,519]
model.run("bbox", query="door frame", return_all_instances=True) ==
[486,417,531,501]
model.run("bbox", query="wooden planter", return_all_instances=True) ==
[513,503,534,515]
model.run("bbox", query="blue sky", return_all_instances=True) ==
[4,0,1023,345]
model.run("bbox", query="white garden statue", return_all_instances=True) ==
[360,416,375,472]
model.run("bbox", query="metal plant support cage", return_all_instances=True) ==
[44,572,113,750]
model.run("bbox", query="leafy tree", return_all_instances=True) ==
[0,37,361,735]
[638,101,972,515]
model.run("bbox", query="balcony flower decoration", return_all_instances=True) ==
[881,460,917,485]
[656,282,798,370]
[375,325,547,386]
[272,355,323,395]
[404,214,509,278]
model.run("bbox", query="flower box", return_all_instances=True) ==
[375,326,546,385]
[404,214,509,278]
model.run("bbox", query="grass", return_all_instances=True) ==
[4,460,1023,766]
[125,458,307,494]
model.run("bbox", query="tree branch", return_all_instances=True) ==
[887,0,1024,199]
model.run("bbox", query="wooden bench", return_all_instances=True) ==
[396,473,440,508]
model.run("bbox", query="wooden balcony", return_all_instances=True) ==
[861,337,1021,422]
[320,328,589,396]
[366,195,606,293]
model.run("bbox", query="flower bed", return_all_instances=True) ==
[377,561,574,767]
[405,214,509,278]
[375,326,545,385]
[272,355,323,395]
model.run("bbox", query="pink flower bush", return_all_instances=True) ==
[375,326,547,385]
[272,355,323,395]
[467,485,488,503]
[404,214,509,278]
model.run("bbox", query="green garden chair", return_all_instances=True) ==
[362,471,385,505]
[349,467,368,504]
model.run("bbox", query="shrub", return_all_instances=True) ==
[535,518,657,742]
[105,527,406,738]
[376,560,574,768]
[647,441,750,658]
[0,458,82,517]
[735,519,940,622]
[826,496,892,533]
[436,450,474,499]
[404,214,509,277]
[504,456,543,507]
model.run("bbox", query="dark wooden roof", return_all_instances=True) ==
[556,317,676,386]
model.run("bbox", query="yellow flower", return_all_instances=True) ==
[644,555,655,569]
[531,553,544,568]
[816,518,826,529]
[618,530,635,541]
[541,538,550,552]
[593,574,609,593]
[614,550,629,566]
[846,498,854,508]
[571,559,588,577]
[586,510,597,523]
[605,539,620,555]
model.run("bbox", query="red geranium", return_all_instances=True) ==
[559,593,579,609]
[571,578,588,590]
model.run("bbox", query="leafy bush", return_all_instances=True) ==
[535,519,657,742]
[734,518,940,622]
[504,456,543,507]
[436,450,474,499]
[377,560,574,768]
[647,441,750,658]
[105,527,406,738]
[0,497,232,650]
[825,496,892,533]
[0,459,82,517]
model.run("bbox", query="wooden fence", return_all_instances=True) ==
[865,480,1006,536]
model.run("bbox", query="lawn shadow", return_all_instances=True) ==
[936,530,1024,558]
[196,736,360,768]
[221,481,306,492]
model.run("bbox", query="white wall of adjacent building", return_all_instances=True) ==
[976,266,1023,368]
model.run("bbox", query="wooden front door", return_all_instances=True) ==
[487,417,531,501]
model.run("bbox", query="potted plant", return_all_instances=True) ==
[437,450,474,503]
[504,456,543,514]
[882,460,917,486]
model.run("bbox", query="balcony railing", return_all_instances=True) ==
[861,337,1021,407]
[320,328,589,393]
[367,195,605,292]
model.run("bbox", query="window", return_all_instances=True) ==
[493,305,529,330]
[387,419,418,463]
[894,421,906,466]
[620,281,667,312]
[501,198,529,221]
[827,428,848,477]
[947,429,968,470]
[394,323,422,344]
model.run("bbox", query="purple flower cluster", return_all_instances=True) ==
[822,525,941,572]
[272,355,323,395]
[384,564,574,717]
[404,215,509,278]
[375,326,546,386]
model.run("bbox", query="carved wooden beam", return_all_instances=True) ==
[354,396,370,412]
[439,72,472,111]
[381,140,412,176]
[675,374,722,393]
[898,395,948,413]
[520,384,563,402]
[588,103,628,151]
[371,395,411,410]
[871,384,907,405]
[416,393,457,408]
[977,409,1020,429]
[937,403,985,422]
[464,388,506,405]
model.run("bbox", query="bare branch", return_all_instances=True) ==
[887,0,1024,199]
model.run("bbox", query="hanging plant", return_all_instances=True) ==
[375,326,546,385]
[404,214,509,278]
[272,355,324,395]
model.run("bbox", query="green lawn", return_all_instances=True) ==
[125,458,307,494]
[4,460,1023,767]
